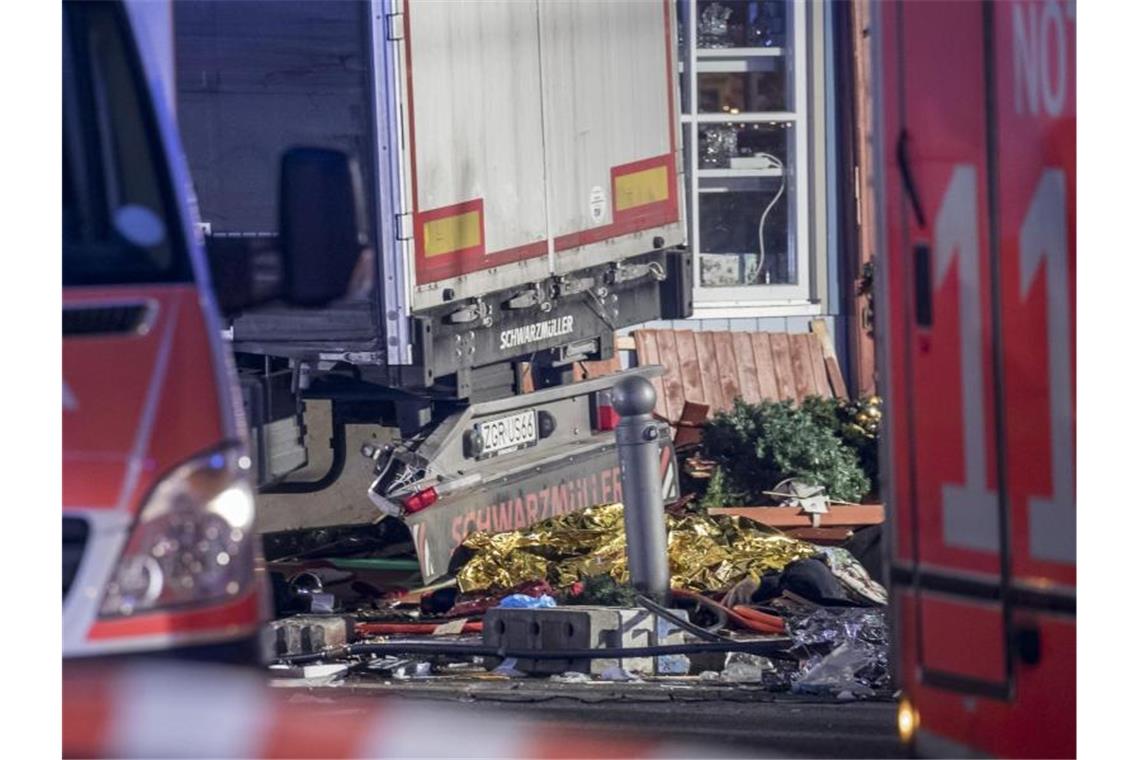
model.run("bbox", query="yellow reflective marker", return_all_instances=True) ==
[423,210,482,257]
[614,165,668,212]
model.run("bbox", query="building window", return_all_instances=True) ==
[678,0,814,311]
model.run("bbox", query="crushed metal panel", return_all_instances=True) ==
[404,437,678,584]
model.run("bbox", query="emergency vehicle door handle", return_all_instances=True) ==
[1012,623,1042,666]
[896,130,927,229]
[913,243,933,327]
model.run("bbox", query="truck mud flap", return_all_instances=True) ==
[404,439,678,584]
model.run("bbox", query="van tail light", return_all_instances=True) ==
[594,388,619,431]
[388,474,482,517]
[402,487,438,514]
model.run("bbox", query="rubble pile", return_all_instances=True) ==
[269,502,890,700]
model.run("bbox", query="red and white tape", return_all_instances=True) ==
[63,662,717,758]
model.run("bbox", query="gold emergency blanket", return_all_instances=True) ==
[456,503,817,593]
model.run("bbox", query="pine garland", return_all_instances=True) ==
[699,397,874,507]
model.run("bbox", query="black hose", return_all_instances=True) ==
[278,637,794,666]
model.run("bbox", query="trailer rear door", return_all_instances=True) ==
[398,0,684,311]
[540,0,682,276]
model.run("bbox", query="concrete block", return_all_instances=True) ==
[482,606,689,676]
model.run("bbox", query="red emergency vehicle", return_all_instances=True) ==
[63,0,364,659]
[62,0,265,658]
[875,0,1076,756]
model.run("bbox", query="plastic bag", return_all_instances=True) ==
[722,652,773,683]
[497,593,557,609]
[787,608,889,695]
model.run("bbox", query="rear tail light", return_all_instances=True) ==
[402,487,439,514]
[593,388,619,431]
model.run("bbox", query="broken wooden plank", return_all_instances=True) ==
[711,332,742,408]
[693,331,725,411]
[788,334,816,401]
[731,331,763,403]
[810,319,850,399]
[675,331,698,402]
[656,329,687,421]
[824,357,850,400]
[767,332,798,401]
[792,332,829,399]
[750,332,781,400]
[632,330,668,417]
[707,503,885,527]
[783,526,855,544]
[806,334,832,397]
[572,338,622,382]
[673,400,710,449]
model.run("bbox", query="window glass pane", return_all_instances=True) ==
[63,2,188,286]
[679,0,804,298]
[698,121,789,169]
[697,60,789,113]
[698,175,795,287]
[695,0,790,50]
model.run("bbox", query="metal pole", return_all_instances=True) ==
[613,374,670,602]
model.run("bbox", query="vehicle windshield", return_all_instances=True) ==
[63,1,190,287]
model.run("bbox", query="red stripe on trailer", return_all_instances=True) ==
[86,589,259,641]
[553,154,679,253]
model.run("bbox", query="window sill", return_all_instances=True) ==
[690,300,823,319]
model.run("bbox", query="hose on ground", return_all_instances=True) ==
[278,637,796,666]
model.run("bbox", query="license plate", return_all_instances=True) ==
[475,410,538,457]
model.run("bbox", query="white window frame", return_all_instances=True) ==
[680,0,814,311]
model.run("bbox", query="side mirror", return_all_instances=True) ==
[278,147,366,307]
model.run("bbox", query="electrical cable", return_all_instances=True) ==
[277,637,796,666]
[670,587,785,634]
[751,152,785,285]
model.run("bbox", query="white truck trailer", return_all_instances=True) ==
[174,0,689,581]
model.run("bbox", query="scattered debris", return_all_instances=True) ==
[267,662,350,687]
[549,672,591,684]
[721,652,774,683]
[788,608,889,696]
[598,666,641,682]
[392,661,433,680]
[498,594,557,609]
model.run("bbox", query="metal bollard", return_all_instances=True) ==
[612,374,670,602]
